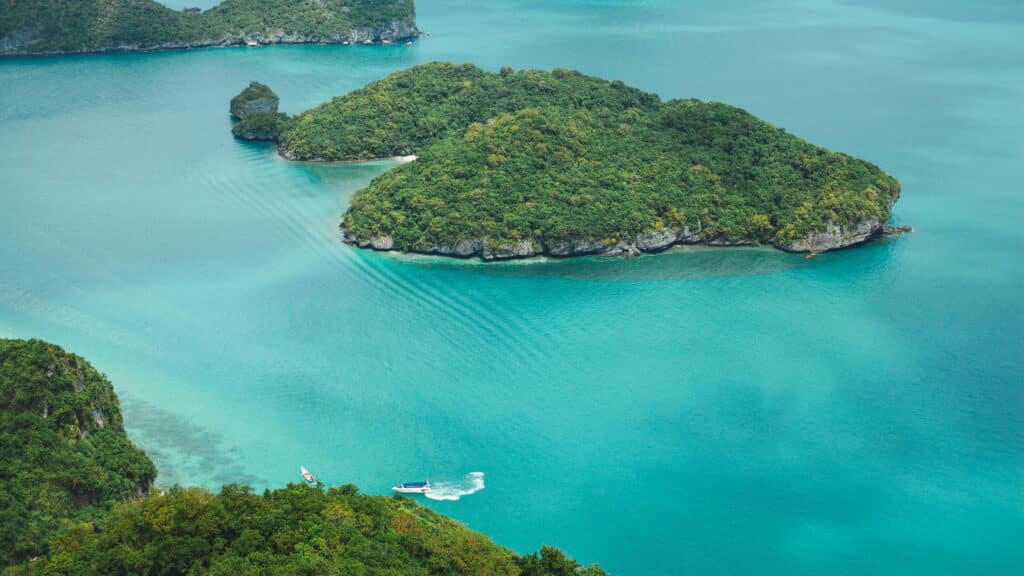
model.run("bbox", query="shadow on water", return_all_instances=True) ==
[120,395,260,488]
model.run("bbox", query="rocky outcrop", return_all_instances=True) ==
[774,186,906,253]
[482,240,539,260]
[230,84,293,141]
[633,230,679,252]
[230,82,279,119]
[775,219,883,253]
[346,20,420,44]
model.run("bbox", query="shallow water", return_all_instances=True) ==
[1,1,1022,574]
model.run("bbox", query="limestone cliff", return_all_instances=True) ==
[230,82,279,119]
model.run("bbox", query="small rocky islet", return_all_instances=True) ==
[232,62,907,260]
[229,81,293,141]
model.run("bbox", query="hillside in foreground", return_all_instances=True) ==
[235,62,903,259]
[0,338,604,576]
[0,338,156,565]
[0,0,418,55]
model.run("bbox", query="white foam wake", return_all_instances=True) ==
[424,472,485,501]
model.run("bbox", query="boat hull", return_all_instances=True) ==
[392,485,430,494]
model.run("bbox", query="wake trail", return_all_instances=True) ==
[424,472,485,501]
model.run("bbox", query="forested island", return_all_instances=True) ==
[233,62,905,259]
[0,338,603,575]
[0,0,418,56]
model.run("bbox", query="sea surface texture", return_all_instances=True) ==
[1,1,1021,574]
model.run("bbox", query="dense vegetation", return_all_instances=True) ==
[272,63,900,254]
[0,0,418,54]
[0,339,156,565]
[1,339,604,575]
[233,112,294,141]
[4,484,605,576]
[279,63,659,161]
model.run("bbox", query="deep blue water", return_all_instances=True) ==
[1,1,1022,574]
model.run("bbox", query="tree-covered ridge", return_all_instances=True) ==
[0,0,418,55]
[274,62,899,256]
[280,62,659,161]
[0,339,604,575]
[5,484,605,576]
[0,339,156,565]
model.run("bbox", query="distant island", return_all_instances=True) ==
[0,0,418,56]
[232,62,905,259]
[0,338,604,575]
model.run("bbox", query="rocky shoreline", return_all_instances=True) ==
[0,22,419,57]
[340,184,909,261]
[341,219,912,261]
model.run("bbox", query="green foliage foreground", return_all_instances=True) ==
[270,62,900,255]
[0,339,604,575]
[6,484,604,576]
[0,0,418,54]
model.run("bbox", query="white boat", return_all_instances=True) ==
[392,481,430,494]
[301,466,316,485]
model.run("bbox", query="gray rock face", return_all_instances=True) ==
[0,27,40,54]
[776,219,883,253]
[347,20,419,44]
[482,240,538,260]
[634,230,678,252]
[548,239,603,257]
[368,236,396,250]
[230,82,279,120]
[425,239,484,257]
[238,96,277,117]
[706,238,751,247]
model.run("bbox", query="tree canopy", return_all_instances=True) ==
[6,484,605,576]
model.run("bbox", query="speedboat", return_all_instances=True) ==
[301,466,317,485]
[392,481,430,494]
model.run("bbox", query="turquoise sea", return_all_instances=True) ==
[1,0,1022,573]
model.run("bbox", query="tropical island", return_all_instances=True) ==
[232,62,905,259]
[0,0,418,56]
[0,338,604,575]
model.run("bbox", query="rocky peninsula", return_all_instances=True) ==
[232,63,906,260]
[0,0,418,56]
